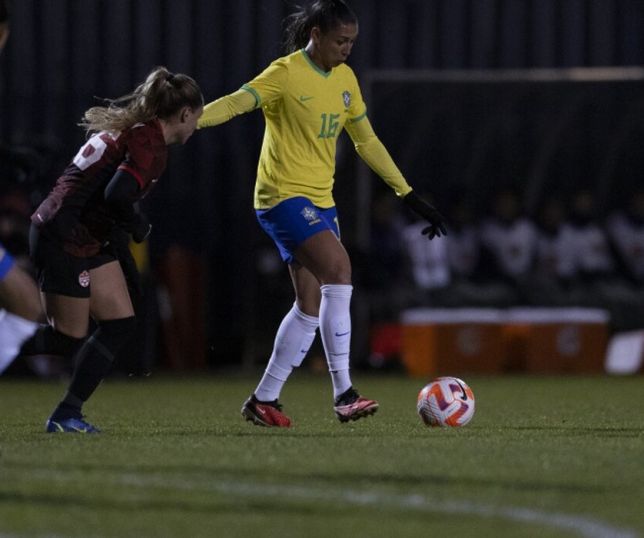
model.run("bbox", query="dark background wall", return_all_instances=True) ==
[1,0,643,366]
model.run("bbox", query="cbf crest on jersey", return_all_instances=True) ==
[342,90,351,109]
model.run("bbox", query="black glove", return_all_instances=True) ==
[128,212,152,243]
[403,190,448,239]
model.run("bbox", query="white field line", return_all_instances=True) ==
[5,468,638,538]
[176,479,641,538]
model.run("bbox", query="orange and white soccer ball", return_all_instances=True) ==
[417,376,475,427]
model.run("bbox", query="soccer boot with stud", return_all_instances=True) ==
[45,416,101,433]
[333,387,379,423]
[333,387,378,422]
[241,394,292,427]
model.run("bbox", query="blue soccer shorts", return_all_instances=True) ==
[256,196,340,264]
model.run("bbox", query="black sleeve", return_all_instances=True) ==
[104,169,140,229]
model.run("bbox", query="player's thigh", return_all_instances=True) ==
[89,260,134,321]
[42,293,91,338]
[294,230,352,285]
[289,263,322,316]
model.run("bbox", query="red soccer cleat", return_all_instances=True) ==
[241,395,292,428]
[333,387,379,423]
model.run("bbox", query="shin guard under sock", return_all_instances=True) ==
[56,317,136,416]
[319,284,353,399]
[255,303,319,402]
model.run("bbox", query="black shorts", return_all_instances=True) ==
[30,226,118,298]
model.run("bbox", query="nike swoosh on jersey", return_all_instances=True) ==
[335,331,351,337]
[299,95,314,102]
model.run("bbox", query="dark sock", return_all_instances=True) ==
[50,400,82,420]
[63,392,84,409]
[67,342,114,403]
[52,317,136,416]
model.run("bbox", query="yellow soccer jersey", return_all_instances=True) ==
[245,49,367,209]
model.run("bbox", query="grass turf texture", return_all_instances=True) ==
[0,374,642,538]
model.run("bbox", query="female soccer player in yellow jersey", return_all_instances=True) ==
[199,0,446,427]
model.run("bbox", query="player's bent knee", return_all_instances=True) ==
[295,297,320,317]
[319,265,352,285]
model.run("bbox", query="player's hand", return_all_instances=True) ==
[403,190,447,239]
[129,213,152,243]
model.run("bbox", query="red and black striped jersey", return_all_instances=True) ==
[32,120,167,257]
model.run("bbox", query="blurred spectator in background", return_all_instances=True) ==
[607,188,644,286]
[561,189,615,283]
[401,193,450,305]
[479,188,537,305]
[365,191,409,320]
[445,196,480,284]
[529,195,576,306]
[400,192,533,309]
[605,187,644,330]
[442,194,514,307]
[560,188,638,330]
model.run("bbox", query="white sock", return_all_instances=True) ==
[0,309,39,375]
[254,303,319,402]
[319,284,353,399]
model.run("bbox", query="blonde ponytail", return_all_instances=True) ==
[80,66,203,133]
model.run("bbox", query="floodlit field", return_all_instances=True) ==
[1,373,642,538]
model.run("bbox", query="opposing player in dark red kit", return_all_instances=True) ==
[28,66,203,433]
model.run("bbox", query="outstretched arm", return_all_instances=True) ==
[344,115,412,197]
[345,116,447,239]
[197,88,258,129]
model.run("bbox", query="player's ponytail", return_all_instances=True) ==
[80,66,203,134]
[283,0,357,53]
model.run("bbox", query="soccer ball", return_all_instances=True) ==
[417,376,475,427]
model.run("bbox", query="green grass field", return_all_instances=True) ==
[1,373,642,538]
